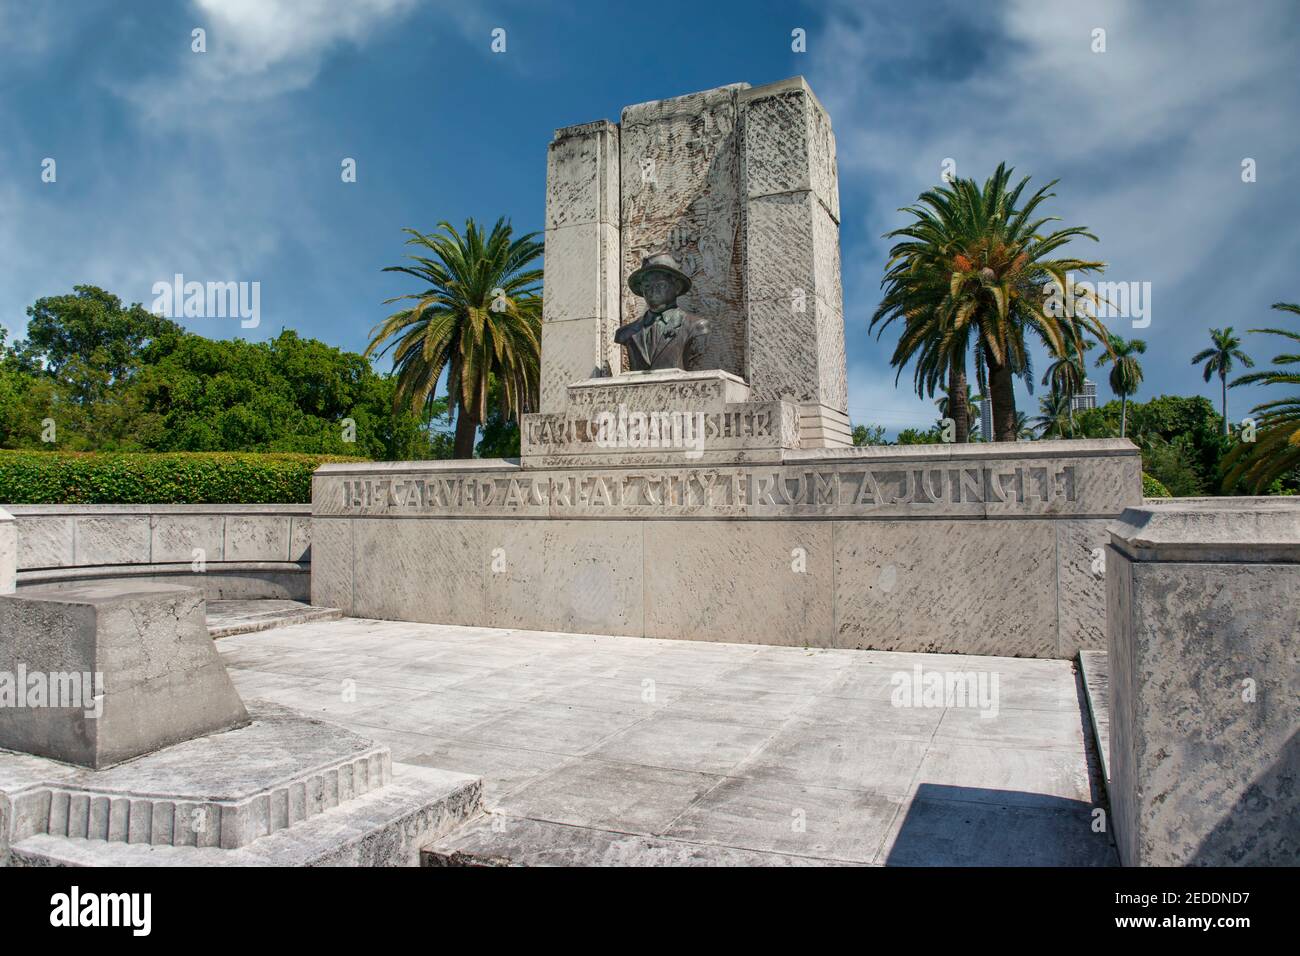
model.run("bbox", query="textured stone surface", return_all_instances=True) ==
[0,583,249,769]
[151,514,225,563]
[1056,519,1110,657]
[485,519,643,635]
[309,517,353,610]
[620,84,748,378]
[74,516,151,566]
[834,519,1058,657]
[352,517,485,626]
[739,77,839,221]
[741,79,846,426]
[0,507,14,594]
[15,515,74,568]
[541,222,620,326]
[539,318,607,414]
[540,120,621,412]
[6,505,311,574]
[224,514,292,562]
[311,442,1141,657]
[1107,500,1300,866]
[315,441,1141,521]
[644,520,832,645]
[218,618,1115,866]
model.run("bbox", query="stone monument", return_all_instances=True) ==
[536,77,850,448]
[309,78,1144,658]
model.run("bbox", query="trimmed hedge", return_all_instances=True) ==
[0,451,367,504]
[1142,471,1173,498]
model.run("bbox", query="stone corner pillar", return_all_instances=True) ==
[540,119,621,413]
[739,76,849,448]
[0,507,14,595]
[1105,498,1300,866]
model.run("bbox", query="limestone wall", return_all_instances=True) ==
[311,440,1142,658]
[2,504,312,601]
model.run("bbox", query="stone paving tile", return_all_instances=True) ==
[661,772,903,864]
[383,734,575,802]
[932,703,1088,752]
[589,712,777,775]
[734,724,929,797]
[344,688,518,738]
[907,741,1097,809]
[499,757,726,833]
[660,684,814,727]
[794,695,947,740]
[459,700,646,756]
[427,815,849,866]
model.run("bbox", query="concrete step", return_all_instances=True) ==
[3,702,393,852]
[208,600,343,639]
[11,764,482,866]
[422,812,849,867]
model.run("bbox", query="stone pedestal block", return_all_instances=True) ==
[0,583,249,769]
[521,368,801,466]
[541,120,622,412]
[1106,499,1300,866]
[741,79,847,441]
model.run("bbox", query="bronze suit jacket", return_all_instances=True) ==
[614,307,711,371]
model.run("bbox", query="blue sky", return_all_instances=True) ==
[2,0,1298,435]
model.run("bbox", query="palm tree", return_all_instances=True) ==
[1041,337,1093,434]
[1191,327,1254,436]
[367,219,543,458]
[1223,302,1300,491]
[1030,390,1074,439]
[872,163,1112,442]
[1096,334,1146,437]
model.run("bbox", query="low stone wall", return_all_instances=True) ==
[2,504,311,601]
[0,507,15,595]
[1106,498,1300,866]
[311,439,1142,658]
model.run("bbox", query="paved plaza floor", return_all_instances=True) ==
[216,616,1118,866]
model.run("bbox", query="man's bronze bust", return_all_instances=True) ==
[615,253,711,372]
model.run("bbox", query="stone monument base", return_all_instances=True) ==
[311,438,1143,659]
[0,701,482,867]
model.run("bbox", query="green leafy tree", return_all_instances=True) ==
[1030,390,1074,439]
[1096,334,1146,437]
[1191,327,1253,436]
[21,286,182,405]
[1224,303,1300,492]
[872,163,1110,442]
[851,423,888,446]
[368,219,543,458]
[1042,337,1093,434]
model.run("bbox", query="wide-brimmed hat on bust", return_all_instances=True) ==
[628,252,691,298]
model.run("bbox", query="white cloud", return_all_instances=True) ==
[809,0,1300,419]
[113,0,428,122]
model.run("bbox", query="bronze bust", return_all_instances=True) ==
[615,253,711,372]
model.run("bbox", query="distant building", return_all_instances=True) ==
[1071,379,1098,412]
[980,397,993,440]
